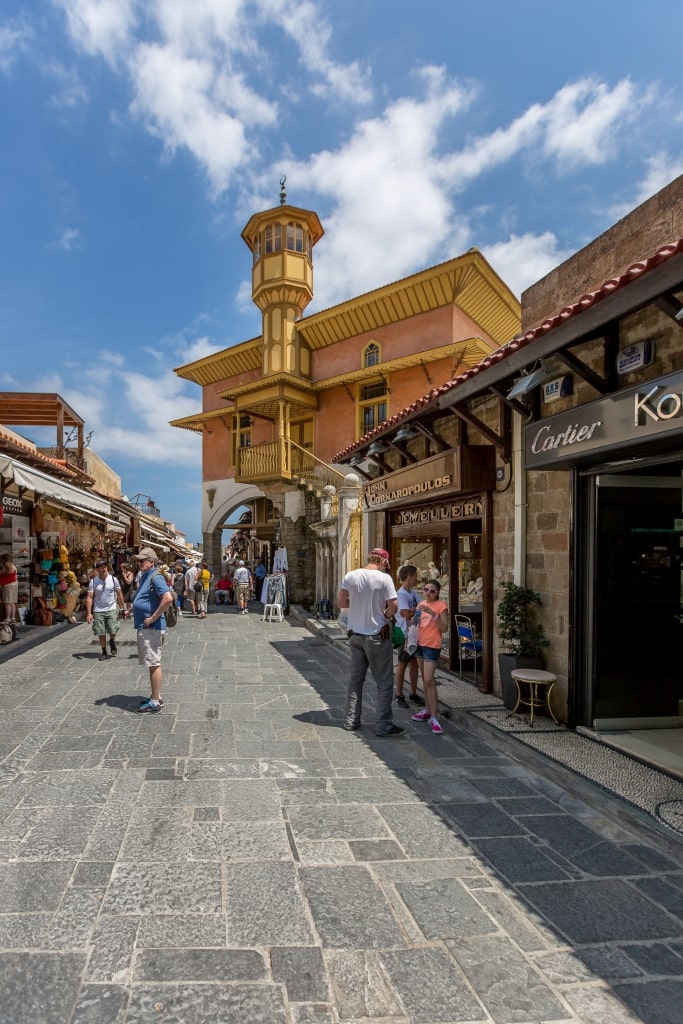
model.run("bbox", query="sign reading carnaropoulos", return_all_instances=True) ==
[525,369,683,469]
[363,452,459,509]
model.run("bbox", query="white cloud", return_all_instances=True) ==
[286,68,474,306]
[47,227,84,250]
[128,42,264,195]
[444,77,643,186]
[482,232,574,299]
[257,0,372,103]
[45,60,88,108]
[28,362,201,468]
[632,151,683,206]
[0,17,32,74]
[53,0,137,66]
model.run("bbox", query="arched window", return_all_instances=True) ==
[363,343,380,368]
[253,233,262,263]
[285,222,305,253]
[265,224,282,253]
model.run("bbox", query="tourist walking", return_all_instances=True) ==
[233,560,253,614]
[85,559,125,661]
[171,561,185,615]
[196,561,211,618]
[184,560,198,615]
[411,579,449,734]
[337,547,402,737]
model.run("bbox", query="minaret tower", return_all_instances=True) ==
[241,178,324,378]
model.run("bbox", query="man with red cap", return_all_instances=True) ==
[337,548,403,736]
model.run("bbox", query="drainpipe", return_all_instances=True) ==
[513,412,526,586]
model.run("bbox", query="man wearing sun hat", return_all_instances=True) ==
[132,547,174,714]
[337,547,403,736]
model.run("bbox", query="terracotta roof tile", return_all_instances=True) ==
[333,237,683,462]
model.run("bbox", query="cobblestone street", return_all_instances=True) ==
[1,608,682,1024]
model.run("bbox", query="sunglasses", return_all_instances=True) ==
[422,587,438,593]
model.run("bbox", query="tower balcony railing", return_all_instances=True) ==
[236,438,345,496]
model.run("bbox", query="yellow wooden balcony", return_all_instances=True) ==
[236,439,345,495]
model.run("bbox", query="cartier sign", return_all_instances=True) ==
[525,369,683,469]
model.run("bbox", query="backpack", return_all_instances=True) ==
[0,621,13,645]
[150,571,177,628]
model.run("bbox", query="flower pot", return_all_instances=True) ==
[498,653,545,710]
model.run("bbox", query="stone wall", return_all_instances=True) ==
[522,174,683,331]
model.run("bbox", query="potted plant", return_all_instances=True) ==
[497,581,549,709]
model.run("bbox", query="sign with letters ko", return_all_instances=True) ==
[525,369,683,469]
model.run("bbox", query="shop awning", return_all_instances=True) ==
[41,498,127,534]
[140,524,172,550]
[0,456,111,517]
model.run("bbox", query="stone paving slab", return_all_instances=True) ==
[1,610,682,1023]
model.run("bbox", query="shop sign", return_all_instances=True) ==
[525,368,683,469]
[392,496,483,526]
[1,493,32,517]
[616,340,654,375]
[364,452,459,509]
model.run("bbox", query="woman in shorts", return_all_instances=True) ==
[411,579,449,734]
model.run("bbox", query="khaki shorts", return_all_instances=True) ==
[93,610,119,637]
[137,628,164,668]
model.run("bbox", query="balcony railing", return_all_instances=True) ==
[236,438,345,495]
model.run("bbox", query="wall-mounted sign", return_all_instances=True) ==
[616,340,654,376]
[542,375,573,404]
[364,452,459,509]
[363,447,494,510]
[525,368,683,469]
[392,496,484,526]
[1,493,33,517]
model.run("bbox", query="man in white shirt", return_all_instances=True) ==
[184,560,198,615]
[86,559,124,661]
[233,560,253,615]
[337,548,403,737]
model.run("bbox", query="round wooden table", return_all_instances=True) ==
[510,668,559,726]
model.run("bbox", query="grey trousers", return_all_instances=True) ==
[345,632,395,735]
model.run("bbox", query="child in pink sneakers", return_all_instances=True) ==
[411,580,449,734]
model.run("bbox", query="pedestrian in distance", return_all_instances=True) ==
[132,548,174,714]
[118,562,135,613]
[411,579,449,734]
[337,547,403,737]
[184,560,198,615]
[196,560,211,618]
[233,560,253,614]
[85,559,125,660]
[393,564,425,709]
[171,561,185,616]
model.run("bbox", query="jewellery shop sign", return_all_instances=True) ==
[525,369,683,470]
[364,452,460,510]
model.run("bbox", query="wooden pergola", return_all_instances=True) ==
[0,393,85,461]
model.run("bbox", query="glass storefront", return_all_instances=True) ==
[577,459,683,726]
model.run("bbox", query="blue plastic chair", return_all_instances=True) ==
[455,614,483,685]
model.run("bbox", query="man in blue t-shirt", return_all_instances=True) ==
[132,548,173,714]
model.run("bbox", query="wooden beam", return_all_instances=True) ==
[448,404,507,455]
[555,348,609,394]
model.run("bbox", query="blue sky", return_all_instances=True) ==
[1,0,682,545]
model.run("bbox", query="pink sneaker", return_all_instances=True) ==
[429,717,443,734]
[411,709,430,721]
